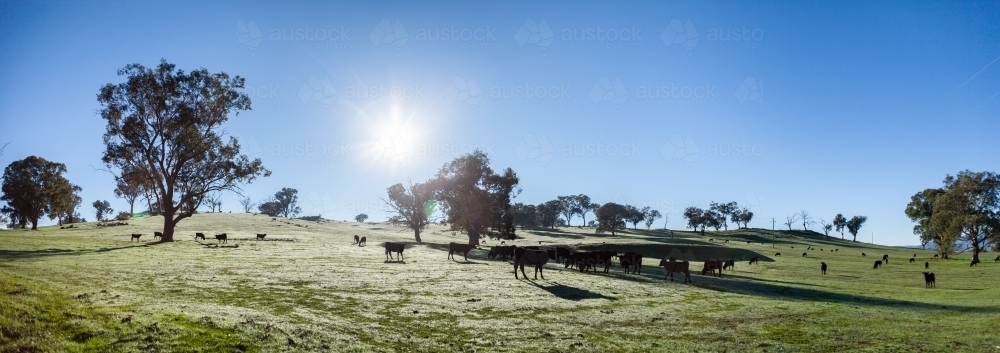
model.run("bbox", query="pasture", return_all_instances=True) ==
[1,213,998,352]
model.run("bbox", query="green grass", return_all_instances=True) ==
[2,213,999,352]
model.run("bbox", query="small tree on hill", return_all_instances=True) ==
[624,204,645,229]
[643,208,662,229]
[783,214,799,231]
[273,188,301,218]
[846,215,868,242]
[595,202,627,235]
[818,217,833,237]
[239,197,254,213]
[683,207,706,235]
[355,213,369,223]
[93,200,113,222]
[576,195,596,227]
[833,214,847,239]
[382,181,435,242]
[557,195,580,227]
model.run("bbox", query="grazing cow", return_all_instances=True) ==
[775,252,781,256]
[565,252,589,270]
[384,242,405,261]
[659,259,691,283]
[747,241,752,244]
[925,261,929,269]
[619,252,643,274]
[353,235,360,244]
[821,262,827,275]
[913,254,917,257]
[488,246,515,261]
[835,249,839,252]
[153,231,163,240]
[709,238,714,242]
[194,232,206,241]
[882,254,889,264]
[820,248,823,252]
[555,247,572,263]
[130,233,142,242]
[359,236,367,247]
[909,257,915,263]
[596,251,617,273]
[215,233,228,244]
[702,260,722,277]
[724,240,729,243]
[922,272,935,288]
[514,249,550,280]
[546,249,557,261]
[722,259,735,271]
[448,242,477,261]
[256,233,266,240]
[802,252,807,257]
[862,253,867,257]
[933,254,939,258]
[749,257,759,265]
[873,260,882,269]
[970,258,980,267]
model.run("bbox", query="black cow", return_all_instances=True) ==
[215,233,227,244]
[130,233,142,242]
[749,257,759,265]
[153,231,163,240]
[359,236,367,247]
[922,272,935,288]
[448,242,476,261]
[619,252,643,274]
[353,235,360,244]
[821,262,827,275]
[256,233,266,240]
[659,259,691,283]
[925,261,929,269]
[970,258,980,267]
[194,232,206,240]
[384,242,405,261]
[909,257,915,263]
[873,260,882,269]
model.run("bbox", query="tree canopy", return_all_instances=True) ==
[1,156,79,230]
[98,60,269,241]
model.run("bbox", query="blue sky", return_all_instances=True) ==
[1,1,998,245]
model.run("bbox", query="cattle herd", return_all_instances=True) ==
[122,227,971,289]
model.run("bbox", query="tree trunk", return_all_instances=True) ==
[413,227,422,243]
[972,244,981,263]
[581,214,587,227]
[30,216,38,230]
[161,213,176,242]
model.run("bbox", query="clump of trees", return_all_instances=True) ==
[1,156,82,229]
[355,213,368,222]
[906,170,999,262]
[98,60,269,241]
[682,201,753,234]
[383,151,522,244]
[258,188,301,218]
[595,202,627,235]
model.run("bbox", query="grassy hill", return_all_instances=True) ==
[1,213,998,352]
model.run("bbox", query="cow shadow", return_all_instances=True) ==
[524,281,617,301]
[383,260,407,264]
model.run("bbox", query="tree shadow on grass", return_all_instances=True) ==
[523,280,618,301]
[691,273,1000,313]
[0,244,153,260]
